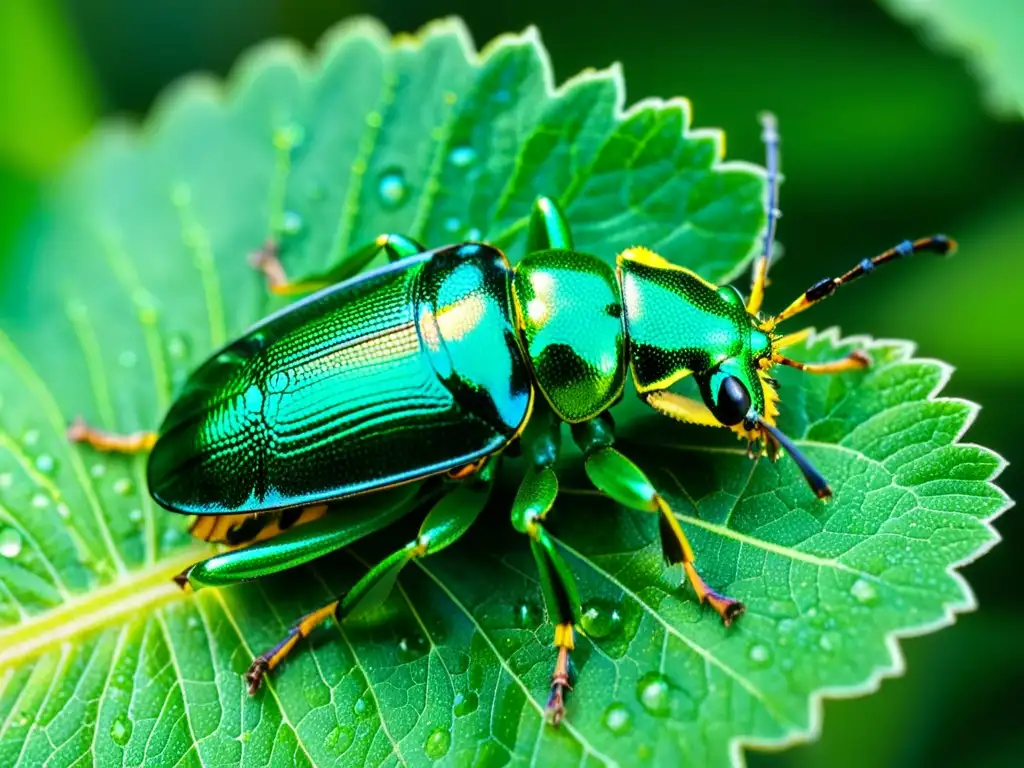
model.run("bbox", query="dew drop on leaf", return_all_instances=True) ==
[281,210,303,236]
[377,169,409,208]
[34,454,56,474]
[113,478,134,496]
[580,599,622,639]
[304,683,330,709]
[424,727,451,760]
[167,333,191,362]
[465,227,482,241]
[514,600,540,628]
[602,702,631,734]
[22,429,39,447]
[109,715,131,746]
[118,351,137,369]
[453,690,479,717]
[323,724,354,756]
[90,463,106,479]
[0,528,23,558]
[637,672,671,716]
[850,578,879,604]
[444,216,461,233]
[449,146,476,167]
[31,493,49,509]
[353,695,370,717]
[0,472,11,488]
[748,643,771,666]
[56,503,71,519]
[128,508,143,523]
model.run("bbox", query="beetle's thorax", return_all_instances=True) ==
[616,247,776,426]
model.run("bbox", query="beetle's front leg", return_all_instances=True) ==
[574,414,744,626]
[66,415,156,453]
[250,233,426,295]
[245,463,495,694]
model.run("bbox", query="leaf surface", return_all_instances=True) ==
[0,17,1006,767]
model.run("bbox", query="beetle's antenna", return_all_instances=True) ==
[747,112,781,315]
[764,235,956,329]
[750,414,832,499]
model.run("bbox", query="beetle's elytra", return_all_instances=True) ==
[67,115,955,724]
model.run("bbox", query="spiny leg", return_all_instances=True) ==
[747,112,782,315]
[573,414,743,625]
[527,196,574,252]
[510,406,580,724]
[66,415,156,453]
[245,465,495,693]
[250,233,426,295]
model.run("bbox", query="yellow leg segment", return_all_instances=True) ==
[774,349,871,374]
[245,601,339,694]
[248,240,330,295]
[547,622,575,725]
[656,497,744,625]
[67,416,156,453]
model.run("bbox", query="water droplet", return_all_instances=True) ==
[353,695,370,717]
[819,633,836,652]
[424,727,451,760]
[602,702,631,734]
[323,724,354,756]
[778,618,795,634]
[637,672,671,716]
[56,503,71,520]
[0,529,22,558]
[377,169,409,209]
[580,599,622,640]
[273,123,305,151]
[449,146,476,168]
[454,690,478,717]
[281,210,303,236]
[31,493,49,509]
[187,615,200,630]
[0,473,11,489]
[365,111,382,128]
[494,89,511,103]
[128,508,143,523]
[748,643,771,666]
[304,683,330,709]
[444,216,461,233]
[167,334,190,361]
[34,454,56,474]
[514,601,539,628]
[109,715,131,746]
[118,351,137,369]
[91,464,107,479]
[850,578,879,605]
[239,730,251,743]
[465,227,481,241]
[113,478,134,496]
[22,429,39,447]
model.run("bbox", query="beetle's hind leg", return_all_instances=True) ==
[245,462,496,694]
[250,233,426,295]
[66,415,156,453]
[574,414,744,625]
[526,196,574,252]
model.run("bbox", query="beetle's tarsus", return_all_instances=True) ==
[546,644,573,726]
[248,239,287,289]
[703,590,745,627]
[245,658,269,695]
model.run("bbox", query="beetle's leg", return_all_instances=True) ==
[774,349,871,374]
[66,415,156,453]
[573,414,744,626]
[250,233,425,295]
[526,196,574,252]
[188,504,330,546]
[245,466,494,693]
[747,112,781,315]
[643,391,722,427]
[510,404,580,725]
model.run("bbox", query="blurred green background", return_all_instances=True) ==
[1,1,1019,765]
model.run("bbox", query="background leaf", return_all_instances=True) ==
[0,17,1007,767]
[880,0,1024,119]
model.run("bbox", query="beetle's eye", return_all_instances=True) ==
[708,375,751,426]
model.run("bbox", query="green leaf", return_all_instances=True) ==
[880,0,1024,118]
[0,17,1007,767]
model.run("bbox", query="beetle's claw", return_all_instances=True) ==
[545,677,571,727]
[705,590,745,627]
[245,658,270,695]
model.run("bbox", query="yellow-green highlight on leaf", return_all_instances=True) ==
[881,0,1024,118]
[0,0,96,174]
[0,16,1008,767]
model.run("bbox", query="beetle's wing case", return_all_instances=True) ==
[148,245,532,514]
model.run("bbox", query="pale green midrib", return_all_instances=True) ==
[0,549,203,669]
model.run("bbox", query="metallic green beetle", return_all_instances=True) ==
[68,115,954,724]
